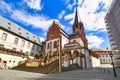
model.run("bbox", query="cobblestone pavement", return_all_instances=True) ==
[46,68,120,80]
[0,70,47,80]
[0,68,120,80]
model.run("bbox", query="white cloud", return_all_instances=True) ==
[64,26,72,34]
[58,10,65,19]
[67,4,73,10]
[77,0,84,6]
[0,0,12,13]
[11,10,58,30]
[24,0,42,10]
[79,9,107,31]
[86,34,104,48]
[64,0,77,10]
[39,37,45,42]
[82,0,99,13]
[0,0,62,36]
[72,0,77,6]
[64,0,111,32]
[64,13,74,20]
[63,0,111,48]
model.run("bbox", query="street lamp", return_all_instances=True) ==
[109,52,117,77]
[57,41,61,73]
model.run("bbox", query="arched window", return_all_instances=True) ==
[54,41,57,48]
[47,43,49,49]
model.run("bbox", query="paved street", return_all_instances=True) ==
[0,68,120,80]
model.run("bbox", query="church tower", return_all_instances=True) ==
[73,8,84,34]
[73,8,88,48]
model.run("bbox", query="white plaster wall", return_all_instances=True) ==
[74,48,92,68]
[81,49,85,55]
[84,49,92,68]
[73,57,82,68]
[0,53,27,68]
[70,60,72,64]
[0,29,41,56]
[76,57,80,66]
[82,57,85,69]
[71,57,82,67]
[91,56,100,67]
[73,57,77,64]
[61,35,69,49]
[63,60,69,67]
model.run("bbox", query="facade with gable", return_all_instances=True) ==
[44,8,100,69]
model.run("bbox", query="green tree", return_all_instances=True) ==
[34,54,40,59]
[44,54,48,64]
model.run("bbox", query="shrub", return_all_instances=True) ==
[34,54,40,59]
[44,54,48,64]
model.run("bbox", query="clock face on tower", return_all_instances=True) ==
[75,28,78,33]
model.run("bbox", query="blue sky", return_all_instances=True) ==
[0,0,112,49]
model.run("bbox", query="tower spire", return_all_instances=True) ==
[73,7,80,24]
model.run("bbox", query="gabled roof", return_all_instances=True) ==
[0,16,42,45]
[60,28,69,38]
[51,21,69,38]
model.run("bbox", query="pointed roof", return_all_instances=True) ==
[73,8,81,24]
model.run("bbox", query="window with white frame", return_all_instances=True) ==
[36,45,39,51]
[32,44,35,50]
[14,37,19,44]
[21,40,25,47]
[1,33,7,41]
[27,43,31,49]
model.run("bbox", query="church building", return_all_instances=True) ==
[44,8,100,69]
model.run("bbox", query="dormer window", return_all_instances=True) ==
[8,23,11,25]
[33,36,35,38]
[19,32,21,35]
[8,27,11,30]
[18,28,21,30]
[26,32,29,34]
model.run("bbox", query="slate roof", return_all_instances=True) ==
[0,16,41,45]
[69,33,80,38]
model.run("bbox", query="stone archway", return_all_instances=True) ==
[63,50,72,67]
[72,51,86,69]
[72,50,79,64]
[73,51,79,58]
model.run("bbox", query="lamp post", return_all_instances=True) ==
[57,41,61,73]
[58,49,61,73]
[109,52,117,77]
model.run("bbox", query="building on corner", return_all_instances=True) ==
[104,0,120,67]
[44,8,100,69]
[0,16,42,68]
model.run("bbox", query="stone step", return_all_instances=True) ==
[62,64,81,72]
[12,59,59,74]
